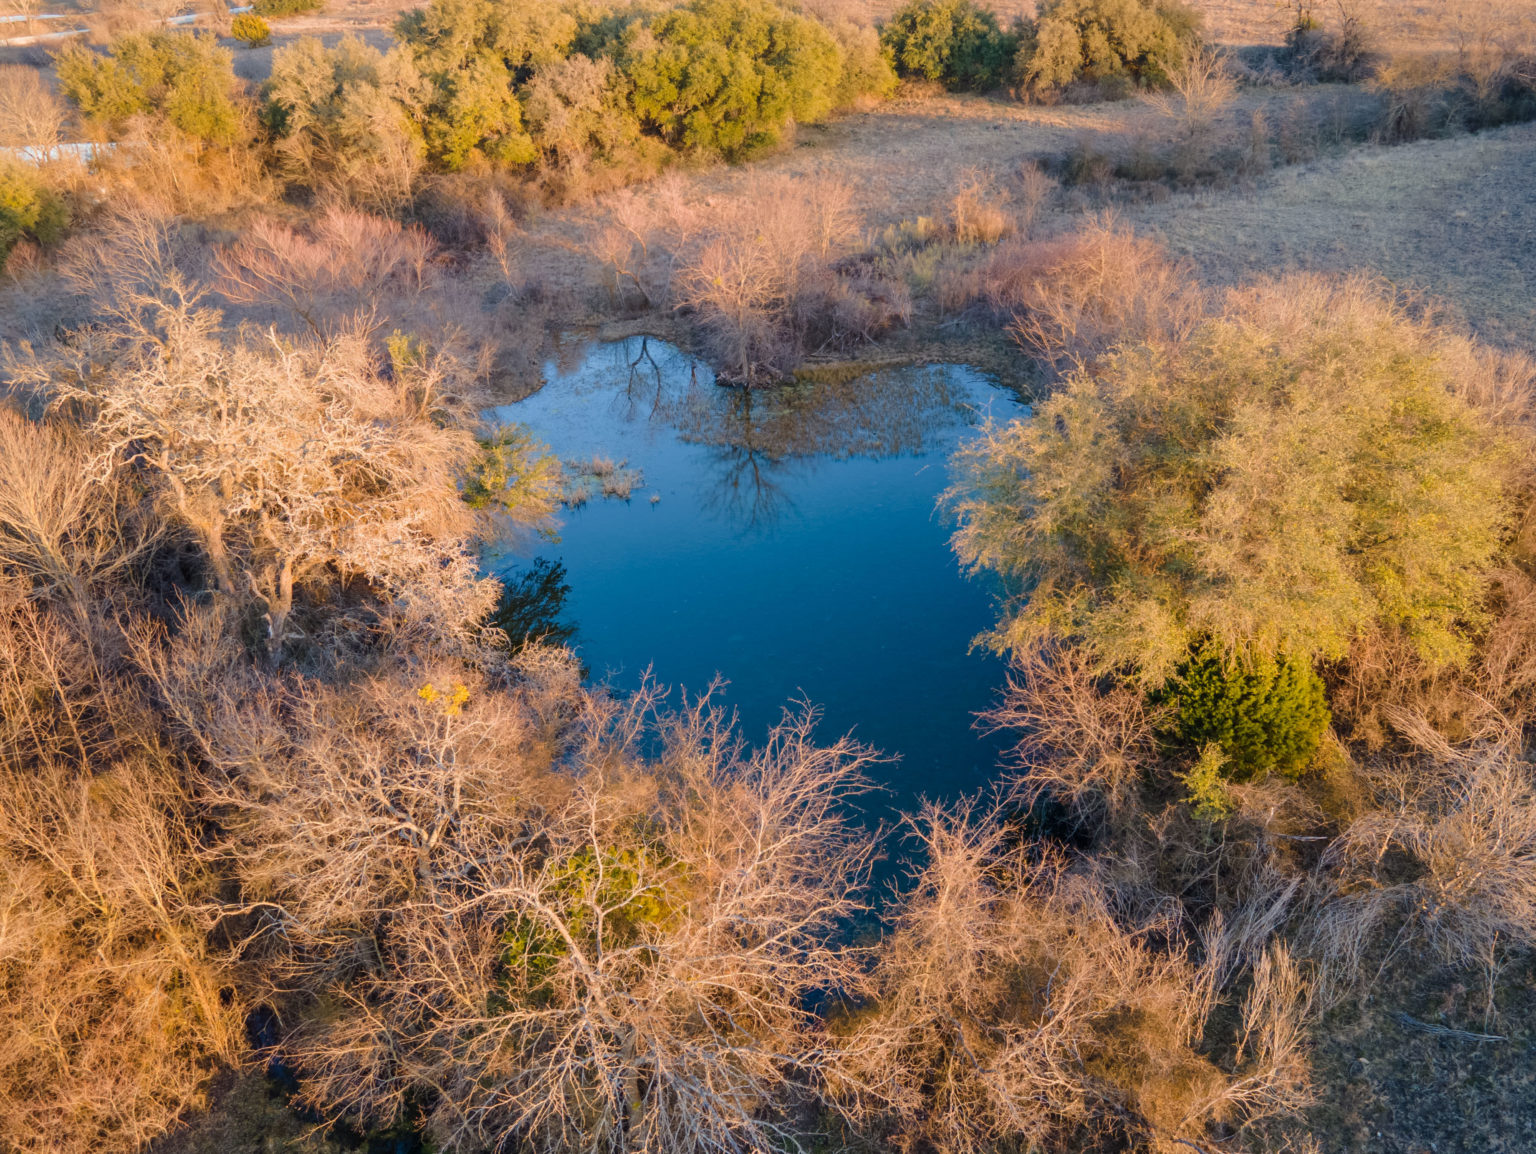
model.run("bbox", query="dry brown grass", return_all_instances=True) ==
[1122,119,1536,351]
[948,167,1013,245]
[1309,716,1536,991]
[1192,0,1536,55]
[815,0,1536,53]
[943,218,1204,374]
[834,803,1313,1154]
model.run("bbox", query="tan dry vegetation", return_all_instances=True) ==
[1124,119,1536,349]
[512,85,1374,332]
[812,0,1536,54]
[148,627,884,1154]
[1191,0,1536,54]
[833,804,1313,1154]
[591,171,910,380]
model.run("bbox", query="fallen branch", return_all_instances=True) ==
[1394,1012,1507,1043]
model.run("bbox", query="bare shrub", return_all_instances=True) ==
[598,172,908,380]
[1283,0,1378,81]
[595,174,705,309]
[0,65,67,158]
[986,642,1163,820]
[834,803,1313,1153]
[1480,567,1536,710]
[155,642,881,1154]
[0,408,156,601]
[87,120,271,217]
[214,206,437,335]
[1370,55,1456,143]
[1146,41,1238,138]
[0,595,241,1154]
[1312,716,1536,983]
[679,230,793,382]
[947,219,1204,375]
[948,167,1011,245]
[1324,622,1481,751]
[676,173,905,381]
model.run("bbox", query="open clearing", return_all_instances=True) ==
[1128,121,1536,349]
[519,90,1536,353]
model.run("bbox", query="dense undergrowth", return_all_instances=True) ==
[2,3,1536,1154]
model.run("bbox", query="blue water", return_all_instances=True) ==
[490,337,1025,811]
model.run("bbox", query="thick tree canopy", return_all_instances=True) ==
[951,277,1514,683]
[1017,0,1199,97]
[622,0,844,156]
[56,30,242,143]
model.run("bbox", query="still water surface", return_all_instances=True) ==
[491,338,1025,810]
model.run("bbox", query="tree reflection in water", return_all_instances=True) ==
[488,557,577,651]
[604,336,979,531]
[490,336,1024,810]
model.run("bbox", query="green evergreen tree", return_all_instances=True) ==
[1160,641,1330,780]
[56,30,242,144]
[880,0,1018,91]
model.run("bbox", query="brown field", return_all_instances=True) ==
[511,86,1535,358]
[1127,119,1536,348]
[815,0,1536,52]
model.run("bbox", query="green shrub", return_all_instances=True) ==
[393,0,864,172]
[1160,642,1330,781]
[263,35,427,206]
[950,277,1515,685]
[0,161,69,270]
[55,30,242,144]
[827,18,899,106]
[1180,743,1236,820]
[522,52,651,176]
[1015,0,1198,99]
[253,0,324,15]
[394,0,578,169]
[231,13,272,47]
[880,0,1019,91]
[621,0,845,158]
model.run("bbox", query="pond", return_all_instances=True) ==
[489,337,1027,814]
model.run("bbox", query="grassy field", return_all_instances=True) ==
[1128,119,1536,348]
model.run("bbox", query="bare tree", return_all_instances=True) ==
[0,592,241,1154]
[14,241,558,658]
[0,65,67,159]
[1147,42,1238,138]
[150,636,882,1154]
